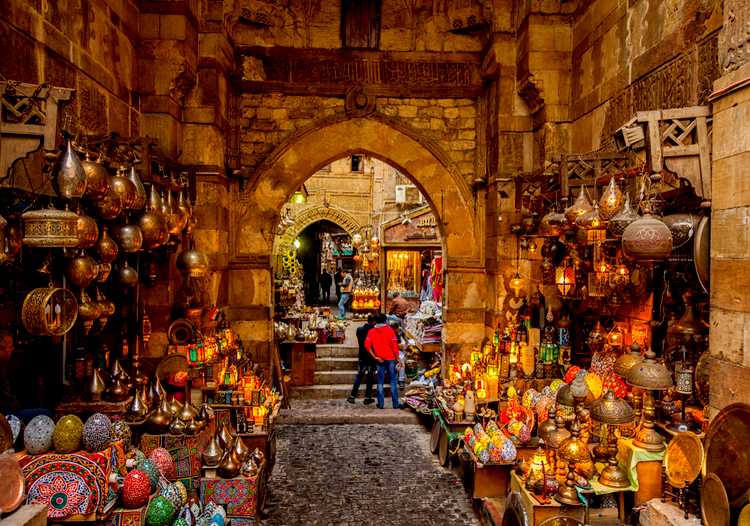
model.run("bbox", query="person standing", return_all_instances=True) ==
[334,268,345,301]
[364,314,403,409]
[346,315,376,404]
[337,270,353,320]
[320,269,333,305]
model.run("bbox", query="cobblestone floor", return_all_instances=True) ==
[278,399,420,425]
[261,424,480,526]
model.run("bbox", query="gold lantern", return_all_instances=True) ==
[555,257,576,297]
[591,390,634,488]
[599,176,624,221]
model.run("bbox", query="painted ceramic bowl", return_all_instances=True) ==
[145,496,175,526]
[23,415,55,454]
[52,414,83,453]
[149,447,176,479]
[122,469,151,509]
[137,459,161,492]
[83,413,112,451]
[112,420,132,449]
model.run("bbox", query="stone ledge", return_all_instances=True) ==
[639,499,701,526]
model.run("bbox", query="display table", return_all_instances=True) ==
[109,502,148,526]
[0,504,47,526]
[199,467,266,522]
[280,341,316,386]
[462,447,513,499]
[508,471,585,526]
[54,398,132,420]
[615,438,665,505]
[140,431,211,493]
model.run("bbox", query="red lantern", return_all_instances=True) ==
[122,469,151,508]
[149,447,176,479]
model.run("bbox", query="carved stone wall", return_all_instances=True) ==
[240,93,478,185]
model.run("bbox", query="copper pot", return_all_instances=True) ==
[95,227,119,263]
[168,397,183,416]
[111,168,137,210]
[65,253,99,288]
[117,260,139,288]
[217,422,234,450]
[95,180,123,220]
[232,434,250,462]
[111,223,143,253]
[76,214,99,249]
[81,156,109,200]
[178,401,198,423]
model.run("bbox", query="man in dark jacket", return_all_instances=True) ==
[347,315,376,404]
[320,270,333,305]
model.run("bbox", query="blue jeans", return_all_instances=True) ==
[376,360,400,408]
[338,293,350,319]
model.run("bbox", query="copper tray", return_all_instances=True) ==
[0,415,12,453]
[739,504,750,526]
[694,351,710,407]
[664,431,703,488]
[704,403,750,507]
[0,453,24,514]
[702,473,730,526]
[693,216,709,293]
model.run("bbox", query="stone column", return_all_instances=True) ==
[708,4,750,412]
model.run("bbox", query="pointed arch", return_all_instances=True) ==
[273,206,362,255]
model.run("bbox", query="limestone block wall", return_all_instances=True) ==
[0,0,140,136]
[240,94,478,186]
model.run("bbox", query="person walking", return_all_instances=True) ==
[364,314,403,409]
[334,268,345,302]
[320,269,333,305]
[346,315,376,405]
[337,270,353,320]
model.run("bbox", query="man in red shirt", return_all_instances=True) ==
[364,313,403,409]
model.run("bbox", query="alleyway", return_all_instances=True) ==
[261,421,480,526]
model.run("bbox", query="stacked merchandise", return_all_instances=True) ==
[404,300,442,347]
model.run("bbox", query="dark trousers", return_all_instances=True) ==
[321,287,330,304]
[350,360,376,399]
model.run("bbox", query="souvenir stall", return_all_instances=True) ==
[379,206,442,316]
[0,79,273,526]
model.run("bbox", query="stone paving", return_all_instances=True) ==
[261,423,480,526]
[278,399,421,425]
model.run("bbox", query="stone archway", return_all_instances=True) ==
[273,206,362,256]
[229,116,486,362]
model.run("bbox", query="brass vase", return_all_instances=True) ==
[152,377,166,401]
[105,374,129,402]
[111,223,143,253]
[168,397,183,416]
[55,140,86,199]
[95,227,119,263]
[217,422,234,450]
[81,155,109,200]
[202,434,223,466]
[178,401,198,423]
[232,435,250,462]
[126,389,148,421]
[65,253,99,289]
[169,416,186,435]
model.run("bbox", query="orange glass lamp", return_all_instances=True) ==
[486,365,499,399]
[461,362,472,379]
[510,273,525,297]
[475,377,487,400]
[555,258,576,297]
[525,445,553,495]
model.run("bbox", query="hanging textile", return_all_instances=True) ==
[431,256,443,302]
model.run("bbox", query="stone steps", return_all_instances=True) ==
[315,356,360,371]
[314,370,359,385]
[290,383,392,400]
[315,345,359,358]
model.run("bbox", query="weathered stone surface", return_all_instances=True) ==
[261,424,479,526]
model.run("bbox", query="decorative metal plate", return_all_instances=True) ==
[704,403,750,507]
[739,504,750,526]
[664,431,703,488]
[701,473,730,526]
[156,354,189,384]
[0,453,24,514]
[693,216,709,293]
[167,318,194,345]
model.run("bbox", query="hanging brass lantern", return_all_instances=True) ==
[614,343,644,377]
[177,247,209,277]
[622,200,672,262]
[22,286,78,336]
[94,178,123,220]
[76,213,99,249]
[576,201,606,244]
[117,260,139,288]
[65,253,99,289]
[140,185,169,249]
[564,188,592,225]
[166,191,186,235]
[111,167,138,210]
[111,223,143,253]
[55,140,87,199]
[599,176,624,221]
[608,193,638,238]
[81,155,109,200]
[126,165,147,210]
[77,290,101,335]
[95,227,119,263]
[22,206,80,248]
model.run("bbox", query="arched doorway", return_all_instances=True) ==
[273,206,362,257]
[229,116,486,363]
